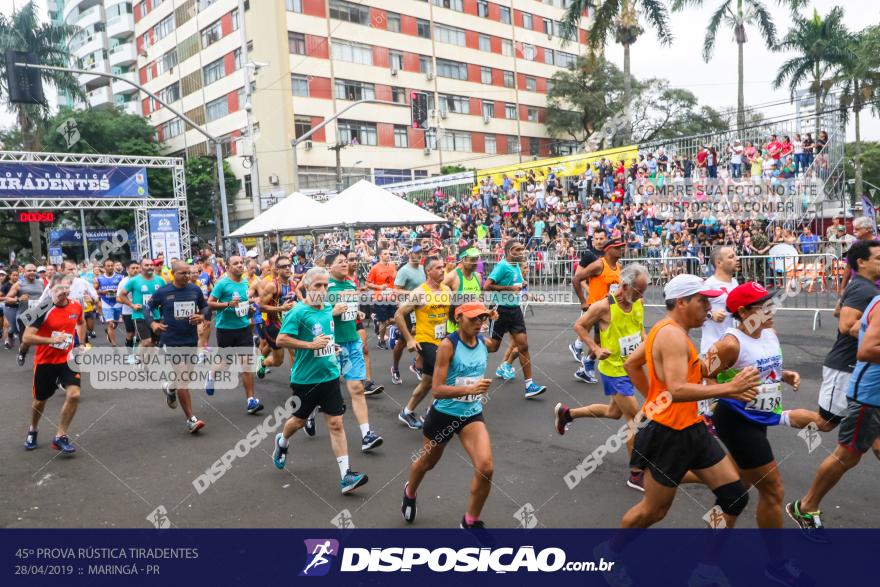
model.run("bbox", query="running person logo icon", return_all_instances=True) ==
[299,539,339,577]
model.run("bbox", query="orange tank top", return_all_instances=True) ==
[587,258,621,304]
[644,318,702,430]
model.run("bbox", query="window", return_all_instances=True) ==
[162,119,183,140]
[499,6,511,24]
[203,57,225,85]
[392,86,406,104]
[480,66,492,84]
[201,19,222,48]
[505,103,516,119]
[556,51,576,68]
[419,55,433,74]
[289,32,306,55]
[434,24,465,46]
[478,34,491,52]
[522,44,535,61]
[332,40,372,65]
[386,12,401,33]
[158,81,180,103]
[198,0,219,9]
[527,107,538,122]
[442,130,471,152]
[485,134,496,154]
[206,95,229,121]
[292,74,309,96]
[155,14,175,41]
[157,49,178,75]
[416,19,431,39]
[294,115,312,139]
[231,8,239,31]
[285,0,302,12]
[501,39,513,56]
[525,76,537,91]
[530,137,539,156]
[233,47,242,69]
[390,51,404,71]
[544,48,555,65]
[508,135,520,153]
[436,58,467,80]
[522,13,533,29]
[544,18,558,37]
[440,94,469,114]
[329,0,369,25]
[335,79,375,101]
[546,79,554,93]
[482,101,494,118]
[432,0,463,10]
[394,125,408,148]
[477,0,488,18]
[503,71,514,88]
[338,120,377,146]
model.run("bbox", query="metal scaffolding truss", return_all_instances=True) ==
[0,150,190,261]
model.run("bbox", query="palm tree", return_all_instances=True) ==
[773,8,852,150]
[671,0,806,131]
[0,1,83,260]
[837,26,880,201]
[562,1,673,144]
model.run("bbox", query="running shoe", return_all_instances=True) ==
[247,397,264,415]
[376,339,388,350]
[688,563,732,587]
[459,517,495,547]
[409,359,423,381]
[162,382,178,409]
[390,366,402,385]
[363,381,385,396]
[256,358,268,379]
[24,429,37,450]
[626,470,645,492]
[186,416,205,434]
[388,325,399,349]
[304,415,316,437]
[574,369,598,384]
[361,431,383,452]
[554,403,571,435]
[401,482,417,523]
[568,342,583,363]
[524,382,547,399]
[126,354,139,366]
[593,542,632,587]
[272,433,288,469]
[398,409,423,430]
[765,559,815,587]
[89,330,96,339]
[52,435,76,455]
[204,374,215,396]
[785,501,829,543]
[16,352,25,367]
[341,470,368,494]
[196,350,209,364]
[3,340,11,350]
[495,363,515,380]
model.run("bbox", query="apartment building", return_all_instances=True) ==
[134,0,589,227]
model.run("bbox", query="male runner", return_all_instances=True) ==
[701,246,739,354]
[257,255,296,378]
[207,255,263,414]
[6,264,45,366]
[402,302,493,529]
[555,263,649,491]
[118,262,139,359]
[443,247,483,335]
[395,256,451,429]
[347,251,382,395]
[195,258,214,355]
[484,240,546,398]
[22,274,85,454]
[272,267,369,494]
[569,228,607,364]
[146,260,208,433]
[118,259,165,350]
[391,246,426,385]
[96,259,124,346]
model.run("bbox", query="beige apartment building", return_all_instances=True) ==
[134,0,590,228]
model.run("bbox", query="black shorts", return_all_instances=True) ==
[356,319,364,331]
[84,311,96,320]
[375,303,396,323]
[33,363,80,401]
[712,401,775,469]
[631,420,727,487]
[262,323,281,350]
[291,379,346,419]
[838,399,880,454]
[134,319,160,345]
[422,406,485,445]
[418,342,438,376]
[491,305,526,341]
[122,315,135,334]
[216,326,253,351]
[819,406,844,425]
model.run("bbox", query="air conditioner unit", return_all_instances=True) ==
[390,68,399,76]
[304,140,313,150]
[426,71,434,81]
[439,109,447,119]
[482,115,490,124]
[423,147,431,155]
[268,174,280,185]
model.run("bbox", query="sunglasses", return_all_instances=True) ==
[463,314,489,322]
[277,264,291,269]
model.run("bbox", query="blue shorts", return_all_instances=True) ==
[600,373,635,397]
[339,339,366,381]
[101,302,122,322]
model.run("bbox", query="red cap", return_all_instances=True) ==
[455,301,490,319]
[726,282,775,314]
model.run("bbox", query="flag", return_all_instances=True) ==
[862,194,877,232]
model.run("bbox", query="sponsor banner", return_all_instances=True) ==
[148,210,181,264]
[0,529,875,585]
[0,164,148,198]
[48,229,129,245]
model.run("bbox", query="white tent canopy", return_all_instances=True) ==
[229,192,332,237]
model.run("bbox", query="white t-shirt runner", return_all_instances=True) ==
[700,275,738,355]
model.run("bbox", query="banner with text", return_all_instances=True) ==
[148,210,181,264]
[0,164,148,199]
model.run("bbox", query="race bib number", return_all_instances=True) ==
[50,331,73,350]
[341,302,358,322]
[314,342,335,358]
[141,294,152,309]
[609,283,620,295]
[697,399,713,417]
[618,333,641,358]
[453,376,480,403]
[409,311,416,324]
[434,323,447,340]
[234,302,249,317]
[28,300,39,309]
[174,301,196,320]
[745,383,782,413]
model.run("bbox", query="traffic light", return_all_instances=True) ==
[4,51,45,105]
[411,91,428,130]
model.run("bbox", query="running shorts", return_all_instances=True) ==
[818,366,850,423]
[631,420,727,487]
[838,399,880,454]
[291,379,346,419]
[33,363,80,401]
[490,306,526,341]
[712,400,775,469]
[422,405,485,445]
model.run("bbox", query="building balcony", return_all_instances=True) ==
[111,71,138,96]
[108,42,137,67]
[63,0,101,26]
[107,13,134,40]
[87,85,113,108]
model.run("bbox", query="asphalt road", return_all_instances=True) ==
[1,305,877,529]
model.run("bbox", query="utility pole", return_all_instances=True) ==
[329,142,348,193]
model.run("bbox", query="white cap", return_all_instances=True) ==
[36,266,46,272]
[663,274,724,301]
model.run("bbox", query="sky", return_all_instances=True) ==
[1,0,877,141]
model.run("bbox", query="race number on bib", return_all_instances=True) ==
[27,300,39,309]
[618,333,641,358]
[50,331,73,350]
[697,399,713,417]
[142,294,152,309]
[234,302,249,317]
[434,323,447,340]
[609,283,620,296]
[745,383,782,413]
[453,376,480,403]
[314,342,335,358]
[341,302,358,322]
[174,301,196,320]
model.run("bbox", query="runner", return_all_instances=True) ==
[484,240,546,398]
[146,260,208,433]
[5,264,45,366]
[272,267,369,494]
[700,246,739,355]
[787,289,880,541]
[95,259,124,347]
[256,255,296,378]
[442,247,483,335]
[348,251,383,396]
[22,274,85,455]
[118,259,165,352]
[117,262,139,359]
[394,256,451,429]
[195,258,214,356]
[391,246,427,385]
[206,255,264,414]
[555,263,649,491]
[568,228,607,366]
[620,274,759,529]
[79,263,99,340]
[401,302,493,529]
[573,237,624,383]
[0,269,8,348]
